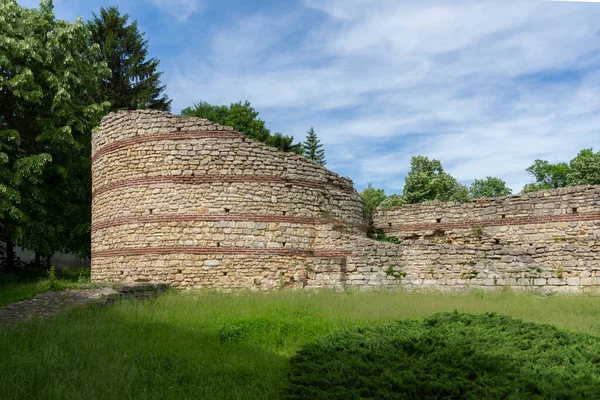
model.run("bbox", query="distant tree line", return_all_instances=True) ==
[361,149,600,217]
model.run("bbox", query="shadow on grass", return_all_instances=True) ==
[0,304,288,400]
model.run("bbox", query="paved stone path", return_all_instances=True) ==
[0,287,120,325]
[0,282,169,326]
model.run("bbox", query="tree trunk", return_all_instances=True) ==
[35,252,41,269]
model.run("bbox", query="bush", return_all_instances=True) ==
[286,312,600,399]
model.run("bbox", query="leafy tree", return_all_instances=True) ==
[402,156,470,204]
[0,0,109,270]
[302,127,326,165]
[568,148,600,186]
[359,183,386,217]
[88,6,171,111]
[469,177,512,198]
[181,101,302,153]
[379,194,405,208]
[522,159,570,193]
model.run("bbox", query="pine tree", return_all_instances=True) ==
[88,6,171,111]
[303,127,326,165]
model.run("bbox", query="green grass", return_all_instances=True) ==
[0,268,91,307]
[2,289,600,399]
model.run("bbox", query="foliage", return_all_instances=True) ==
[522,159,571,193]
[359,183,386,217]
[3,290,600,398]
[0,0,110,265]
[523,149,600,193]
[375,230,400,244]
[302,127,326,165]
[568,148,600,186]
[286,312,600,399]
[379,194,405,208]
[181,101,303,154]
[469,176,512,198]
[403,156,470,204]
[88,6,171,111]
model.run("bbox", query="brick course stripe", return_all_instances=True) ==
[91,214,324,231]
[376,211,600,233]
[92,213,369,234]
[92,247,355,258]
[92,175,355,198]
[92,130,244,162]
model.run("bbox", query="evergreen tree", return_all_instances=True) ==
[302,127,326,165]
[88,6,171,111]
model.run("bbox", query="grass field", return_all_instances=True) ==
[1,288,600,399]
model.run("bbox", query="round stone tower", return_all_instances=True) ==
[91,110,367,289]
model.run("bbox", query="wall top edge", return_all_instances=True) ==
[375,185,600,213]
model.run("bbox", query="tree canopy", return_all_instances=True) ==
[181,101,302,154]
[402,156,470,204]
[302,127,326,165]
[359,183,387,217]
[88,6,171,111]
[523,149,600,193]
[0,0,110,269]
[469,177,512,198]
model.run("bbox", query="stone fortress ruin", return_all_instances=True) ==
[92,110,600,292]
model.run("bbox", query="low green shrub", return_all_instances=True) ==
[286,312,600,399]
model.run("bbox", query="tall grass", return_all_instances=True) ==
[1,289,600,399]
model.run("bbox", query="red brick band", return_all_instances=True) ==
[92,214,324,231]
[92,213,369,234]
[92,247,355,258]
[377,211,600,233]
[92,130,244,162]
[92,175,355,199]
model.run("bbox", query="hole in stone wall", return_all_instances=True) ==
[223,272,228,276]
[436,218,442,223]
[572,207,578,214]
[224,208,230,214]
[217,242,221,247]
[388,223,392,227]
[282,242,287,248]
[120,271,124,275]
[282,211,287,216]
[176,127,181,132]
[494,239,500,244]
[149,209,153,215]
[501,214,506,219]
[529,243,533,246]
[178,269,182,274]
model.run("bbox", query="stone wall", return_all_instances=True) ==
[92,110,366,289]
[368,187,600,292]
[92,110,600,293]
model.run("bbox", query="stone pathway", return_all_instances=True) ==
[0,282,169,326]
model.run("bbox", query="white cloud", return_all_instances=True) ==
[150,0,202,21]
[164,0,600,193]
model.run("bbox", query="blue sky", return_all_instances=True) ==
[19,0,600,194]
